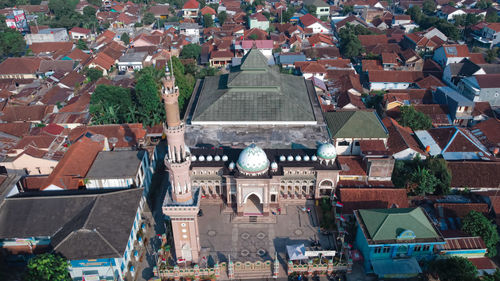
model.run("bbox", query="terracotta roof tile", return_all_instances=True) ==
[435,202,489,218]
[0,123,31,138]
[0,58,42,75]
[383,117,425,155]
[369,70,423,83]
[339,188,409,214]
[183,0,199,9]
[449,161,500,189]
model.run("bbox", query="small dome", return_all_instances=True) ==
[280,155,286,161]
[317,143,337,160]
[271,162,278,169]
[206,155,213,161]
[311,155,318,161]
[295,155,302,161]
[229,161,235,170]
[191,155,197,161]
[222,155,228,161]
[198,155,205,161]
[237,144,269,173]
[304,155,310,161]
[287,155,294,161]
[214,155,221,161]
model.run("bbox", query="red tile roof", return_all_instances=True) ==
[0,58,42,75]
[415,75,445,89]
[300,13,320,27]
[339,188,409,214]
[369,70,423,83]
[68,124,146,148]
[471,119,500,152]
[183,0,199,9]
[29,42,74,55]
[362,60,383,72]
[0,123,31,138]
[0,105,52,122]
[435,202,489,218]
[337,156,366,176]
[448,161,500,189]
[358,34,389,47]
[469,257,496,270]
[70,27,91,35]
[442,44,470,58]
[381,52,398,64]
[382,117,425,155]
[440,236,486,251]
[43,132,104,190]
[200,6,216,15]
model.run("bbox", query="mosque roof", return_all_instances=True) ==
[324,110,388,139]
[191,48,317,124]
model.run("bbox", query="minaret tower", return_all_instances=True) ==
[162,59,201,264]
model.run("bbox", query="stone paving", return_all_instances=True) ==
[198,200,335,265]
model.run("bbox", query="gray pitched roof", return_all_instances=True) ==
[86,150,145,179]
[324,110,388,139]
[0,189,142,260]
[191,49,317,123]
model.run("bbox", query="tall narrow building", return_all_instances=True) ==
[162,68,201,263]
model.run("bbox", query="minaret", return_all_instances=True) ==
[162,59,201,264]
[162,67,192,203]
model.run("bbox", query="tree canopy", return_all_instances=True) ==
[429,256,478,281]
[406,6,461,40]
[134,68,164,126]
[143,12,156,25]
[180,44,202,60]
[338,24,374,59]
[121,32,130,45]
[203,13,214,27]
[218,11,227,25]
[25,253,70,281]
[462,210,499,257]
[85,67,103,82]
[392,157,451,195]
[399,105,433,130]
[90,84,133,124]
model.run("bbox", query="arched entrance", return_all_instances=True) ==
[243,194,263,215]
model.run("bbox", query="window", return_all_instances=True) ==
[354,141,360,146]
[413,245,422,252]
[373,247,382,254]
[422,245,430,251]
[338,140,350,146]
[383,246,391,253]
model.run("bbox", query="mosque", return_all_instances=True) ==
[161,50,393,265]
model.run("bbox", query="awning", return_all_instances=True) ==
[372,258,422,278]
[286,244,307,260]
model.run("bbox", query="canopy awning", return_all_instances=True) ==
[286,244,307,260]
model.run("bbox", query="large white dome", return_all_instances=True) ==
[317,143,337,160]
[237,144,269,173]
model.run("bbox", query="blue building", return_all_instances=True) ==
[354,207,446,278]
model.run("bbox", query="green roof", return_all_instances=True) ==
[191,48,316,123]
[357,208,441,242]
[324,110,388,139]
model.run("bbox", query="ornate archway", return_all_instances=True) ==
[243,193,263,215]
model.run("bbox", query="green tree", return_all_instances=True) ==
[143,12,155,25]
[87,0,102,6]
[426,157,451,195]
[180,43,202,60]
[83,6,96,18]
[90,84,132,124]
[305,5,317,17]
[281,6,295,23]
[486,48,498,63]
[407,5,422,22]
[203,13,214,27]
[135,72,162,126]
[422,0,436,15]
[171,56,195,114]
[218,11,227,25]
[121,32,130,45]
[477,0,492,9]
[338,24,366,59]
[483,269,500,281]
[399,105,433,130]
[462,210,499,257]
[0,28,26,59]
[76,39,88,50]
[486,9,498,23]
[25,253,70,281]
[448,1,455,6]
[85,67,103,82]
[342,5,354,16]
[407,166,438,195]
[249,33,259,40]
[430,256,478,281]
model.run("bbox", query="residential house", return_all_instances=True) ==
[392,14,411,26]
[354,207,445,278]
[117,52,149,72]
[209,50,234,67]
[414,126,493,160]
[69,27,92,41]
[274,53,307,68]
[324,110,388,156]
[0,105,53,123]
[433,44,471,67]
[401,27,447,53]
[0,57,42,80]
[0,188,146,281]
[295,61,327,80]
[249,13,269,30]
[88,52,116,75]
[473,22,500,49]
[303,0,330,17]
[300,13,330,34]
[470,118,500,156]
[368,71,424,91]
[413,104,452,126]
[458,74,500,106]
[182,0,200,19]
[434,86,475,125]
[85,150,152,195]
[25,28,69,45]
[234,40,274,61]
[179,23,201,40]
[399,48,423,71]
[383,117,427,160]
[148,4,170,19]
[335,15,368,32]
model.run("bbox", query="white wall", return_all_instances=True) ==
[370,82,410,91]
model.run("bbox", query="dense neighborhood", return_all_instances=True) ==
[0,0,499,280]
